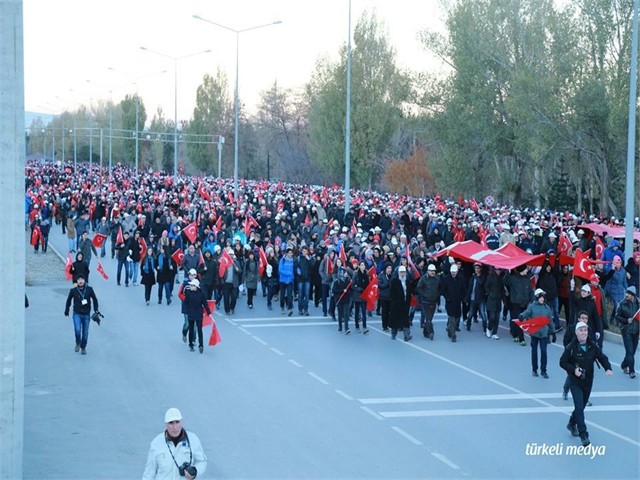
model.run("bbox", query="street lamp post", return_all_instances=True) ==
[217,135,225,178]
[193,15,281,199]
[140,47,211,177]
[344,0,352,214]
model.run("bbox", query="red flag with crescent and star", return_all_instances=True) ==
[513,316,550,335]
[92,233,107,249]
[171,248,184,267]
[573,249,595,281]
[184,222,198,244]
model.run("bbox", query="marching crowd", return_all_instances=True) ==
[26,162,640,446]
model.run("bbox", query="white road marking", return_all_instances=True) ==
[238,327,251,335]
[242,322,336,328]
[270,347,284,356]
[252,336,268,346]
[368,324,640,447]
[308,371,329,385]
[288,359,303,368]
[391,426,423,445]
[233,316,326,322]
[360,406,384,420]
[431,452,460,470]
[360,391,640,404]
[335,389,354,401]
[380,404,640,418]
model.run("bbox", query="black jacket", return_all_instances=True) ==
[183,287,211,322]
[560,337,611,388]
[415,274,440,303]
[65,284,99,315]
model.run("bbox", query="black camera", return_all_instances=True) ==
[178,462,197,477]
[576,367,586,380]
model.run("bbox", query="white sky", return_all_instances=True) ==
[24,0,447,123]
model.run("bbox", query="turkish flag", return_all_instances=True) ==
[202,300,216,327]
[360,278,379,312]
[171,248,184,267]
[64,253,73,281]
[594,236,605,259]
[30,226,41,246]
[558,232,572,255]
[184,222,198,244]
[339,243,347,265]
[327,256,334,274]
[368,266,377,279]
[92,233,107,249]
[405,246,421,279]
[96,261,109,280]
[198,249,204,266]
[573,249,595,281]
[197,182,211,201]
[410,294,421,307]
[208,318,222,346]
[139,238,148,263]
[178,284,186,302]
[351,218,357,236]
[470,198,479,212]
[218,248,233,278]
[258,247,267,277]
[244,216,251,237]
[513,316,550,335]
[116,227,124,245]
[213,215,223,233]
[634,308,640,322]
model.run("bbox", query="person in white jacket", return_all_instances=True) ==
[143,408,207,480]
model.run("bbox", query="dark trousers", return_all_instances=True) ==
[487,309,500,335]
[157,282,172,303]
[247,287,256,307]
[353,300,366,328]
[320,284,330,315]
[621,330,639,374]
[568,382,592,436]
[266,281,277,308]
[188,318,204,348]
[510,305,527,341]
[279,282,293,311]
[117,259,130,285]
[380,299,391,330]
[144,284,153,302]
[558,296,570,323]
[337,299,351,330]
[530,336,548,373]
[222,283,236,313]
[421,302,436,337]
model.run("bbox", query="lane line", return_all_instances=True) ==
[233,316,326,322]
[335,389,354,401]
[360,406,384,420]
[391,426,423,445]
[359,391,640,404]
[308,372,330,385]
[288,359,303,368]
[380,404,640,418]
[368,325,640,447]
[270,347,284,356]
[238,327,251,335]
[242,322,337,328]
[252,336,268,346]
[431,452,460,470]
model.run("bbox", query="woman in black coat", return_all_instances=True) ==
[389,265,415,341]
[377,263,393,331]
[70,252,90,284]
[140,246,156,305]
[156,245,175,305]
[183,279,211,353]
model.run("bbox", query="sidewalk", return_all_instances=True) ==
[25,233,64,285]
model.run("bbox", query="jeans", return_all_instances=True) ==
[130,261,139,284]
[568,382,592,436]
[188,318,204,348]
[621,330,639,374]
[266,281,278,308]
[353,300,367,328]
[337,298,351,331]
[279,282,293,311]
[467,300,487,330]
[68,237,77,252]
[117,259,131,285]
[549,297,560,329]
[321,284,330,315]
[222,283,236,313]
[72,313,90,348]
[530,336,548,373]
[297,280,311,314]
[157,282,172,303]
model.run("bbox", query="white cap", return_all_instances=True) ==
[548,232,557,238]
[450,265,458,273]
[164,408,182,423]
[534,288,546,297]
[189,279,200,288]
[427,264,436,271]
[581,284,591,293]
[188,268,197,275]
[575,321,588,331]
[398,265,407,272]
[577,229,585,235]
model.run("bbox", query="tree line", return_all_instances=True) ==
[28,0,639,217]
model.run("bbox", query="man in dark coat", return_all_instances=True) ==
[389,265,414,341]
[64,275,99,354]
[440,264,466,342]
[183,279,211,353]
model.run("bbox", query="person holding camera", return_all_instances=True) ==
[143,408,207,480]
[64,274,99,355]
[560,322,613,447]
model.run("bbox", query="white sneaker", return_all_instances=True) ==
[491,334,500,340]
[486,329,491,338]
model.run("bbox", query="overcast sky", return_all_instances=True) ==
[24,0,447,123]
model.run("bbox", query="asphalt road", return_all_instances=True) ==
[24,227,640,479]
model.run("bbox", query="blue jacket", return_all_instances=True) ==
[604,267,628,302]
[601,240,623,273]
[279,256,295,284]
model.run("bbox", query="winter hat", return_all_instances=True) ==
[626,286,637,296]
[613,255,622,264]
[575,321,588,331]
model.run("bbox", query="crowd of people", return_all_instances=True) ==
[26,162,639,364]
